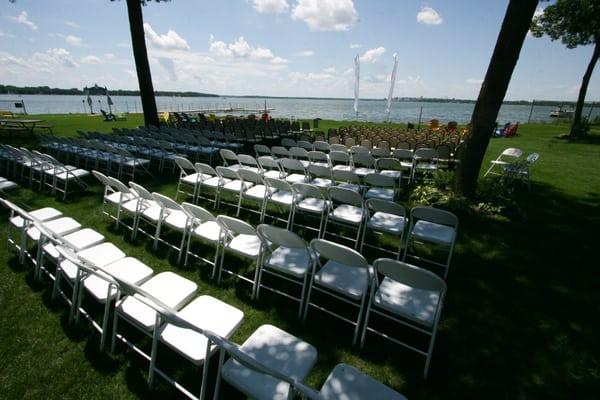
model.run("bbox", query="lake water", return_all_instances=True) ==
[1,94,598,124]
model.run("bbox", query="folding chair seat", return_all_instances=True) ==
[360,199,407,259]
[279,158,308,184]
[182,203,224,277]
[216,166,250,210]
[333,169,363,194]
[323,187,365,249]
[360,258,446,378]
[216,215,262,284]
[112,271,198,350]
[263,177,295,228]
[219,324,317,400]
[255,225,313,317]
[364,173,397,201]
[0,178,17,191]
[403,206,458,279]
[484,147,522,177]
[289,147,310,168]
[219,149,242,170]
[308,164,335,189]
[236,168,271,218]
[291,182,329,237]
[26,217,82,242]
[309,364,407,400]
[257,156,286,180]
[306,239,373,345]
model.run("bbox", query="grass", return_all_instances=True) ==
[1,115,599,399]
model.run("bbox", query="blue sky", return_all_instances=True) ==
[0,0,598,101]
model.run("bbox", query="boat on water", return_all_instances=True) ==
[549,107,574,118]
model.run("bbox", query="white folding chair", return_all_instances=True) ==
[306,239,373,345]
[194,162,222,206]
[215,166,247,210]
[151,192,189,261]
[128,181,161,241]
[290,182,330,238]
[403,206,458,279]
[364,173,397,201]
[255,224,313,317]
[360,258,446,378]
[333,169,363,194]
[330,150,352,172]
[220,148,242,170]
[236,168,271,218]
[182,203,224,278]
[263,177,295,228]
[411,148,439,182]
[175,156,202,201]
[484,147,523,177]
[307,164,335,189]
[217,324,318,400]
[215,215,262,285]
[323,187,366,249]
[360,199,407,259]
[279,158,308,184]
[308,150,330,167]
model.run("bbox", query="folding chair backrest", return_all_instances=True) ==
[216,215,256,236]
[257,224,306,249]
[292,182,322,199]
[328,187,363,207]
[371,147,390,158]
[308,151,329,164]
[411,206,458,228]
[364,173,395,188]
[392,149,413,160]
[182,202,216,222]
[254,144,271,157]
[279,158,306,174]
[265,177,293,193]
[329,144,348,153]
[92,170,111,187]
[308,164,332,179]
[257,156,280,171]
[502,147,522,158]
[129,182,153,201]
[376,158,402,171]
[366,198,406,217]
[333,169,361,185]
[329,151,349,164]
[220,149,239,166]
[290,147,309,159]
[175,156,195,172]
[310,239,369,268]
[216,166,241,181]
[281,138,297,148]
[297,140,313,151]
[271,146,290,158]
[238,154,260,169]
[195,162,217,176]
[352,153,375,168]
[152,192,184,212]
[351,145,370,155]
[107,176,132,193]
[313,141,330,152]
[237,168,263,185]
[414,148,438,160]
[374,258,446,293]
[436,144,451,159]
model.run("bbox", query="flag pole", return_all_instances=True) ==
[354,54,360,120]
[386,53,398,123]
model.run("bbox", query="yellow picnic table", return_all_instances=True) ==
[0,118,50,134]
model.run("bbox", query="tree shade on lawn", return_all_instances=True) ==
[456,0,539,198]
[531,0,600,138]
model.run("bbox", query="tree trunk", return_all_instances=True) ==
[126,0,159,127]
[455,0,539,198]
[570,40,599,138]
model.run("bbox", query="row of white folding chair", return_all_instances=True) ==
[0,146,89,199]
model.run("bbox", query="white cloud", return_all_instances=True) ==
[9,11,38,31]
[158,58,178,81]
[64,21,80,29]
[323,66,337,74]
[292,0,359,31]
[295,50,315,57]
[0,30,16,39]
[81,55,102,64]
[65,35,83,47]
[104,53,116,61]
[349,43,362,49]
[466,78,483,85]
[144,23,190,51]
[250,0,289,13]
[40,48,78,68]
[416,6,443,25]
[208,35,288,64]
[360,46,385,63]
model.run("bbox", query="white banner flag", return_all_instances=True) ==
[386,53,398,119]
[353,54,360,115]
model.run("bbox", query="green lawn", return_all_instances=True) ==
[0,116,599,399]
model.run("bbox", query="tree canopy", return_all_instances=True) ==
[530,0,600,47]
